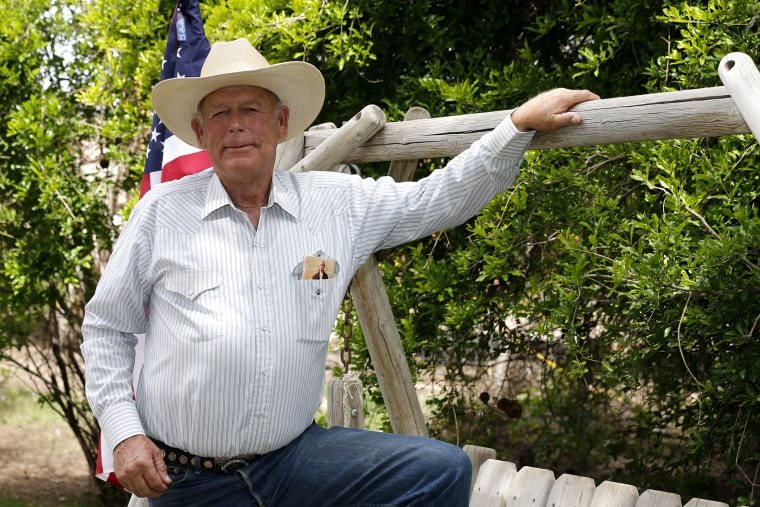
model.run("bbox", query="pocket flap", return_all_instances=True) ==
[165,270,221,300]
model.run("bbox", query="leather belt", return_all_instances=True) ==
[151,438,262,473]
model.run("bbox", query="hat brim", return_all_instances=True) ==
[152,61,325,148]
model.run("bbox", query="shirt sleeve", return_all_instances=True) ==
[349,113,535,263]
[80,204,154,451]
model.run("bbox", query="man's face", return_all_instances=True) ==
[192,85,289,184]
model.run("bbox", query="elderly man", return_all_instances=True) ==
[82,38,599,506]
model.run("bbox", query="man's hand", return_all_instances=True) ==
[511,88,601,133]
[113,435,171,498]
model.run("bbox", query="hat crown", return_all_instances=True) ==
[200,38,270,78]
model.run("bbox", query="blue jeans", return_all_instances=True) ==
[149,424,471,507]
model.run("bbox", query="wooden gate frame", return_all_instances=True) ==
[283,52,759,437]
[284,52,759,506]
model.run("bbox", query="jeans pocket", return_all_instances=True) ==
[166,465,191,486]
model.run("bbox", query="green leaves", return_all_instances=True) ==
[333,1,760,501]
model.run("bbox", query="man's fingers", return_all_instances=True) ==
[124,474,168,499]
[114,435,170,498]
[512,88,601,133]
[135,450,171,496]
[554,111,583,128]
[551,91,600,129]
[559,89,601,105]
[153,449,172,486]
[119,461,170,498]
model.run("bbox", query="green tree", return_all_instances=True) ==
[351,1,760,503]
[0,0,167,502]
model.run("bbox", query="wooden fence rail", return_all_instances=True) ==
[301,86,751,163]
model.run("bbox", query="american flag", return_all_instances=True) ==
[95,0,211,488]
[140,0,212,197]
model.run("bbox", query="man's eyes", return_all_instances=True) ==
[208,107,261,118]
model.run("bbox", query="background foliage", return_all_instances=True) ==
[0,0,758,504]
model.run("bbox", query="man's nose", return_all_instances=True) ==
[228,109,244,130]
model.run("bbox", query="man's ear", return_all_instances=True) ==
[191,117,205,148]
[277,106,290,141]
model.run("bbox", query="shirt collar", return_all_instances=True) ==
[202,171,234,218]
[201,170,299,220]
[269,171,298,218]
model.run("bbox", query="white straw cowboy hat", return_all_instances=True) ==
[152,38,325,148]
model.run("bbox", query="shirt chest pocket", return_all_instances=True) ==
[163,270,223,342]
[293,279,341,346]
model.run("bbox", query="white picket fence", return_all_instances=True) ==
[464,445,728,507]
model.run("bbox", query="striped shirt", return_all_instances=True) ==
[81,117,534,457]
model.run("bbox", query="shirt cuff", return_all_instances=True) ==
[480,111,535,160]
[100,401,145,452]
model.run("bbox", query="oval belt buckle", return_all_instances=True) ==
[220,458,247,473]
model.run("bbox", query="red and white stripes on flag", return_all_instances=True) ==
[94,341,145,487]
[142,135,212,196]
[95,0,211,488]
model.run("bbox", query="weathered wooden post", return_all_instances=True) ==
[295,105,386,431]
[719,52,760,141]
[303,87,751,162]
[327,371,365,429]
[293,104,386,172]
[349,107,432,437]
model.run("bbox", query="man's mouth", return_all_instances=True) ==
[225,143,254,151]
